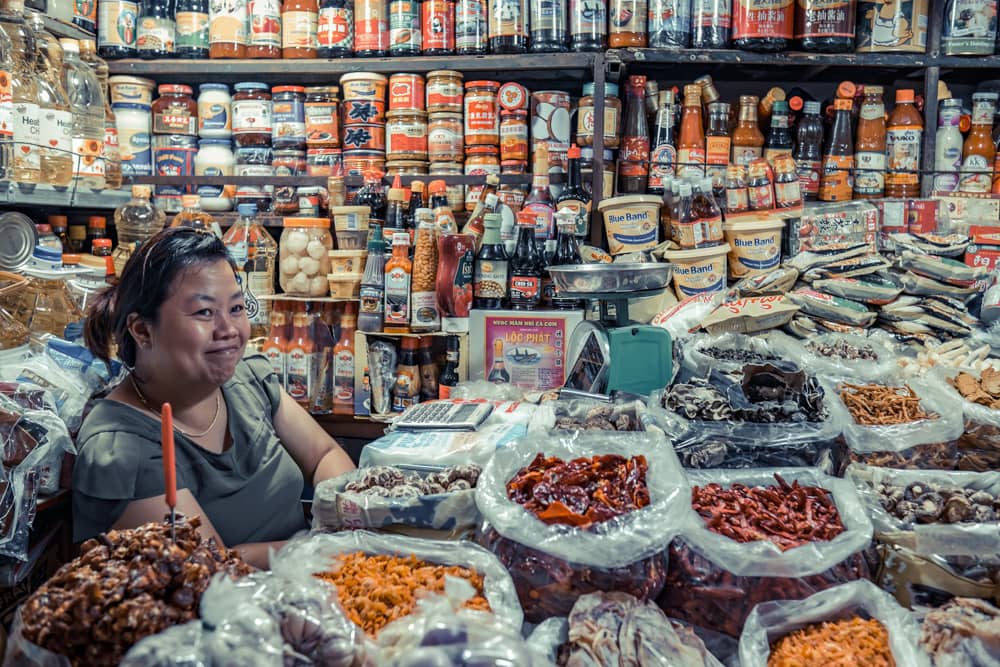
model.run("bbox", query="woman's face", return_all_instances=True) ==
[138,259,250,387]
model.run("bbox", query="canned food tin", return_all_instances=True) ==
[386,109,428,160]
[340,72,388,99]
[426,70,464,112]
[0,211,36,271]
[342,123,387,151]
[343,150,386,177]
[307,147,343,175]
[942,0,997,55]
[343,98,387,125]
[388,73,426,110]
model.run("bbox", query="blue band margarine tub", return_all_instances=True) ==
[597,195,662,256]
[722,218,785,280]
[662,243,731,299]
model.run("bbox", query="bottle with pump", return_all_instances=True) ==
[438,335,460,398]
[60,38,106,191]
[819,97,854,202]
[2,0,40,186]
[794,100,824,201]
[549,208,582,310]
[358,224,386,333]
[886,89,923,199]
[332,302,357,415]
[222,202,278,338]
[960,92,998,193]
[936,98,964,193]
[524,145,556,240]
[677,84,705,178]
[78,39,122,189]
[474,211,508,310]
[25,14,73,189]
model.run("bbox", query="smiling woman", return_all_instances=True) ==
[75,227,355,568]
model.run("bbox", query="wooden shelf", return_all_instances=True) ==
[39,15,95,41]
[609,48,932,69]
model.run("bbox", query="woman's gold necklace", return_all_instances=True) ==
[129,374,222,438]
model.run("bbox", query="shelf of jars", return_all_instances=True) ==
[105,52,602,85]
[0,181,130,210]
[607,48,935,69]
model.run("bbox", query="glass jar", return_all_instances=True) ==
[307,147,343,175]
[318,0,355,57]
[233,82,273,147]
[577,81,621,148]
[278,217,333,296]
[176,0,210,59]
[389,0,422,55]
[455,0,488,53]
[153,134,198,212]
[386,160,429,175]
[209,0,249,57]
[579,147,614,197]
[464,144,500,210]
[197,83,232,139]
[343,150,386,177]
[152,85,197,136]
[272,86,307,150]
[428,111,463,162]
[273,148,308,213]
[489,0,527,52]
[194,138,235,211]
[500,109,528,161]
[305,86,341,148]
[464,80,500,145]
[386,109,428,160]
[283,0,320,57]
[297,186,326,216]
[247,0,282,57]
[354,0,390,55]
[608,0,646,47]
[426,70,464,113]
[430,161,464,210]
[235,145,274,211]
[422,0,455,54]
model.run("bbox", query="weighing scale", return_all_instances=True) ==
[552,265,674,398]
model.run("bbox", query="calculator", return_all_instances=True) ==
[393,401,494,431]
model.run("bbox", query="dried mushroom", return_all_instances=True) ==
[343,464,481,497]
[875,480,1000,526]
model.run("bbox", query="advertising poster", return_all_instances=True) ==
[481,313,570,390]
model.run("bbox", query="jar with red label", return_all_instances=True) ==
[426,70,464,113]
[152,85,198,136]
[343,97,388,125]
[343,123,387,152]
[282,0,320,58]
[389,73,426,111]
[305,86,341,148]
[577,81,621,149]
[318,0,355,56]
[233,82,272,147]
[428,112,463,162]
[343,150,386,177]
[422,0,455,54]
[386,160,429,175]
[464,80,500,146]
[273,148,307,213]
[464,144,500,209]
[354,0,389,55]
[498,82,528,111]
[500,109,528,161]
[386,109,428,160]
[733,0,793,52]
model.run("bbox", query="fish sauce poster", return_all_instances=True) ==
[482,315,569,390]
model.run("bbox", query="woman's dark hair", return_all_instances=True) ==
[84,227,235,367]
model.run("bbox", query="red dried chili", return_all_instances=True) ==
[506,453,651,528]
[691,473,845,551]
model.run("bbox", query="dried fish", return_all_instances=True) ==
[788,288,877,327]
[901,272,981,298]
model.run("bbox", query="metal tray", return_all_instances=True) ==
[548,262,672,294]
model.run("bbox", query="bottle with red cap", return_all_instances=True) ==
[429,179,456,233]
[556,144,591,237]
[886,89,923,199]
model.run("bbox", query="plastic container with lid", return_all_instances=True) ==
[305,86,341,148]
[426,70,464,113]
[152,85,197,135]
[662,243,730,299]
[723,218,784,280]
[577,81,622,148]
[194,138,235,211]
[597,194,661,255]
[279,217,334,296]
[428,112,463,162]
[232,82,273,146]
[464,80,501,145]
[108,75,157,107]
[197,83,232,138]
[386,109,428,160]
[113,103,153,176]
[340,72,388,100]
[272,86,307,149]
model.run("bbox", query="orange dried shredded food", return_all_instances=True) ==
[314,551,491,637]
[767,616,895,667]
[838,382,938,426]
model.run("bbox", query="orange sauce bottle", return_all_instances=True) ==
[262,311,288,386]
[677,84,706,179]
[332,302,357,415]
[286,312,315,408]
[731,95,765,167]
[885,89,923,199]
[383,232,413,333]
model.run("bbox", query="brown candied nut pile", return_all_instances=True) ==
[19,516,252,667]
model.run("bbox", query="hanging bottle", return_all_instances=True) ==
[690,0,728,48]
[677,83,705,179]
[569,0,606,50]
[733,0,792,51]
[60,38,106,191]
[530,0,566,51]
[2,0,40,186]
[818,97,854,202]
[936,98,964,194]
[649,0,690,48]
[885,89,923,199]
[853,84,887,199]
[731,95,764,167]
[763,99,793,166]
[98,0,139,58]
[26,14,73,190]
[960,92,998,194]
[648,89,676,195]
[619,74,650,194]
[794,100,823,201]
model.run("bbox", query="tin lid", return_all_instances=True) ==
[0,212,37,271]
[465,80,500,90]
[498,82,528,110]
[272,85,306,94]
[427,70,463,79]
[340,72,388,83]
[199,83,230,93]
[582,82,620,97]
[234,82,270,91]
[158,84,193,95]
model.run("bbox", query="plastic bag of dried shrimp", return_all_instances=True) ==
[739,580,929,667]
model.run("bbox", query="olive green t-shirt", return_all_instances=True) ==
[72,355,307,545]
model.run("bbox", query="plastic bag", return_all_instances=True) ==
[0,466,37,561]
[358,423,526,469]
[738,580,929,667]
[932,366,1000,471]
[919,597,1000,667]
[672,426,838,473]
[681,331,805,378]
[658,468,873,637]
[3,608,72,667]
[527,397,678,436]
[650,293,718,342]
[311,466,481,532]
[273,530,523,635]
[474,431,690,621]
[826,376,965,454]
[786,332,900,382]
[376,578,551,667]
[0,392,75,495]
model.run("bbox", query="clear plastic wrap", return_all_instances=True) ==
[474,432,690,621]
[0,392,75,495]
[932,367,1000,471]
[682,331,805,377]
[376,579,551,667]
[787,332,901,382]
[358,424,527,469]
[650,294,719,342]
[738,580,929,667]
[272,530,524,635]
[919,597,1000,667]
[527,398,681,436]
[311,466,481,532]
[658,468,873,637]
[672,426,838,473]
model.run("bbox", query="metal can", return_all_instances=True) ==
[856,0,928,52]
[426,70,464,112]
[153,134,198,209]
[342,123,387,151]
[386,109,428,160]
[307,147,344,175]
[942,0,997,55]
[428,111,464,162]
[388,73,426,110]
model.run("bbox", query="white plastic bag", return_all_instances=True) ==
[682,331,805,377]
[786,332,900,381]
[0,393,75,495]
[739,580,929,667]
[359,423,526,469]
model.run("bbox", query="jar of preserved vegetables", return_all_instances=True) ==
[386,109,428,160]
[608,0,646,47]
[489,0,527,52]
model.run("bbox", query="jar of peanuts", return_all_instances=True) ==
[410,214,440,332]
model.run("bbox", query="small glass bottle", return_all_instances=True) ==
[763,99,794,166]
[794,100,823,201]
[724,164,749,215]
[618,75,649,194]
[935,97,964,194]
[885,89,923,199]
[455,0,487,53]
[549,209,582,310]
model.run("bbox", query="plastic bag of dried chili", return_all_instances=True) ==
[474,431,691,621]
[658,468,874,637]
[738,580,929,667]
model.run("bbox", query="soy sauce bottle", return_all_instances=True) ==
[796,0,855,53]
[733,0,792,52]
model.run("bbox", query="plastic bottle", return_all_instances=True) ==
[359,225,387,333]
[287,312,315,407]
[332,302,357,414]
[60,38,106,191]
[677,83,705,179]
[885,89,923,199]
[222,202,278,338]
[79,39,122,189]
[383,232,413,333]
[853,85,886,199]
[819,97,854,202]
[793,100,823,201]
[960,92,998,194]
[263,311,288,384]
[0,9,11,181]
[26,14,73,189]
[2,0,40,186]
[935,98,964,194]
[112,185,165,274]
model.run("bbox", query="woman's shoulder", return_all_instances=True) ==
[228,354,283,417]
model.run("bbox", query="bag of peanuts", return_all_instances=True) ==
[738,580,929,667]
[932,366,1000,472]
[826,376,965,471]
[474,431,691,622]
[658,468,874,638]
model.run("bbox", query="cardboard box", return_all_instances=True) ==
[469,310,584,391]
[353,331,470,418]
[935,192,1000,228]
[876,199,908,251]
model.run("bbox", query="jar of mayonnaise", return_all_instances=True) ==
[195,138,236,211]
[198,83,232,139]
